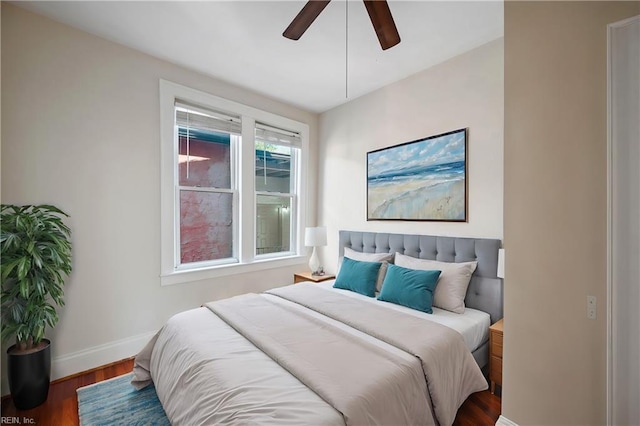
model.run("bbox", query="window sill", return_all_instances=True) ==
[160,255,307,286]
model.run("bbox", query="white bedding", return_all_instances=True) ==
[133,282,490,425]
[316,279,490,353]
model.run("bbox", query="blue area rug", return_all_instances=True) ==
[77,373,170,426]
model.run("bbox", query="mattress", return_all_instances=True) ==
[316,279,490,352]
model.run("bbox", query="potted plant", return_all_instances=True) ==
[1,204,72,410]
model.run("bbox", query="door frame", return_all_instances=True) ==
[606,14,640,426]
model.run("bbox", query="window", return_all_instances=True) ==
[175,102,240,267]
[255,124,301,257]
[160,81,308,285]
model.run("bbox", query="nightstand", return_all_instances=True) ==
[293,271,335,284]
[489,318,504,394]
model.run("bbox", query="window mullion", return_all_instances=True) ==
[292,144,303,255]
[239,117,256,263]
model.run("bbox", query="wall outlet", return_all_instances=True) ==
[587,295,597,320]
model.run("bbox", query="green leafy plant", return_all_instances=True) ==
[1,205,72,351]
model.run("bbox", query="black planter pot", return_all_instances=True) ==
[7,339,51,410]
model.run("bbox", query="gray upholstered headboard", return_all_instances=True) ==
[338,230,503,324]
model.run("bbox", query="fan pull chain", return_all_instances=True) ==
[345,0,349,99]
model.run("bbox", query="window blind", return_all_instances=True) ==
[255,122,301,148]
[175,100,242,135]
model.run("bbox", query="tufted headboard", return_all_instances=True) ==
[338,230,503,324]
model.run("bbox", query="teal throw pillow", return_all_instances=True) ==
[333,257,382,297]
[377,264,441,313]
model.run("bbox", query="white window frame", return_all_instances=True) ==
[254,124,301,260]
[175,103,240,269]
[160,80,308,286]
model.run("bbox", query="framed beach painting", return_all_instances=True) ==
[367,128,468,221]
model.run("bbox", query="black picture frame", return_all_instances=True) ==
[366,128,468,222]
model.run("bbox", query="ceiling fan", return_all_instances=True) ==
[283,0,401,51]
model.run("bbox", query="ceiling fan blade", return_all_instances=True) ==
[283,0,332,40]
[363,0,401,50]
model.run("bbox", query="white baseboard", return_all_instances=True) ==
[496,415,519,426]
[52,330,157,380]
[1,330,157,397]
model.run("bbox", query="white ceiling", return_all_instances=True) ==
[14,1,503,113]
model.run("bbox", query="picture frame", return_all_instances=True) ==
[367,128,468,222]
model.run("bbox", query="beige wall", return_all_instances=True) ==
[0,0,2,201]
[1,4,318,394]
[318,39,504,272]
[503,2,639,425]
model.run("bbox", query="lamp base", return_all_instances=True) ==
[309,247,321,275]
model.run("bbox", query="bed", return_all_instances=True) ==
[132,231,503,426]
[337,231,503,368]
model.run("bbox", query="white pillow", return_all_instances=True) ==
[343,247,394,292]
[394,252,477,314]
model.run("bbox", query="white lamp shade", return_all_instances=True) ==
[304,227,327,247]
[497,248,505,279]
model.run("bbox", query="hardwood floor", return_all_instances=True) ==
[454,388,502,426]
[1,358,500,425]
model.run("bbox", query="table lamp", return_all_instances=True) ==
[304,227,327,275]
